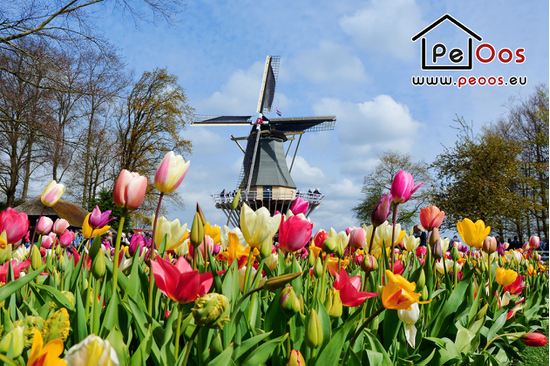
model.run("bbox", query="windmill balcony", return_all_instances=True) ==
[211,189,324,227]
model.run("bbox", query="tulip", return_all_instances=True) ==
[36,216,53,235]
[41,180,65,207]
[238,265,267,292]
[0,326,24,358]
[416,246,427,258]
[371,193,392,227]
[151,256,213,304]
[503,274,527,295]
[26,329,65,366]
[290,197,309,216]
[0,208,29,244]
[520,333,547,347]
[64,334,119,365]
[382,270,430,310]
[279,215,313,253]
[188,235,214,260]
[398,302,420,348]
[324,288,343,318]
[154,151,190,194]
[217,232,259,269]
[263,272,302,292]
[361,254,378,274]
[89,206,115,230]
[91,249,106,280]
[82,213,110,239]
[390,170,424,204]
[113,169,148,210]
[192,293,231,329]
[529,236,540,249]
[128,234,146,257]
[154,216,188,252]
[419,206,445,231]
[348,227,366,249]
[403,234,420,252]
[280,285,301,318]
[327,228,349,258]
[305,308,323,349]
[331,267,377,307]
[52,218,69,235]
[41,233,56,249]
[287,350,306,366]
[313,229,329,249]
[190,212,205,248]
[495,267,518,287]
[456,218,490,249]
[482,236,498,254]
[240,204,281,249]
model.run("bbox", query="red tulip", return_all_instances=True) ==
[290,197,309,216]
[313,229,328,249]
[416,246,427,258]
[419,206,445,231]
[390,170,424,204]
[520,333,547,347]
[331,267,377,307]
[0,208,29,244]
[52,218,69,235]
[393,259,404,275]
[59,230,75,248]
[113,169,148,211]
[503,274,527,296]
[0,259,30,283]
[36,216,53,235]
[348,227,366,249]
[151,256,213,304]
[279,215,313,253]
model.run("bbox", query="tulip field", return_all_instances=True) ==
[0,152,547,366]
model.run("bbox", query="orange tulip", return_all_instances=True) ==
[419,206,445,231]
[382,270,430,310]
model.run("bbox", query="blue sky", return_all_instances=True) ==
[95,0,548,234]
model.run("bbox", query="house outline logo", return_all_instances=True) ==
[412,14,482,71]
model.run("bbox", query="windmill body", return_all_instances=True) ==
[192,56,336,226]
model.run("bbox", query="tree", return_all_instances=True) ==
[352,150,432,229]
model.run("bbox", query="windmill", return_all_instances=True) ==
[192,56,336,227]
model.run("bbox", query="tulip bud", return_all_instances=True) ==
[324,288,342,318]
[260,237,273,259]
[0,326,24,358]
[287,350,306,366]
[57,255,67,272]
[371,193,392,227]
[476,304,489,321]
[264,272,303,292]
[533,251,540,261]
[482,236,497,254]
[361,254,378,274]
[313,257,323,278]
[421,286,429,301]
[91,249,106,280]
[192,293,230,329]
[498,256,505,267]
[520,332,547,347]
[196,203,206,227]
[305,308,323,349]
[451,245,460,262]
[428,228,440,247]
[31,245,42,271]
[231,189,241,211]
[308,249,315,266]
[415,268,426,290]
[322,237,337,254]
[432,239,443,260]
[190,212,204,248]
[280,285,301,318]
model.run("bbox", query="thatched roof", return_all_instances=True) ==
[14,197,89,228]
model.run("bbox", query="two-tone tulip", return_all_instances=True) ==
[371,193,392,227]
[113,169,148,210]
[36,216,53,235]
[89,206,115,230]
[41,180,65,207]
[154,151,190,194]
[52,218,69,235]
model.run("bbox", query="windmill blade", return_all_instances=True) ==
[192,115,253,126]
[270,116,336,133]
[257,56,280,114]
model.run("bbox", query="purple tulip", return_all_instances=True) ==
[129,234,146,257]
[390,170,424,204]
[89,206,115,229]
[371,193,392,227]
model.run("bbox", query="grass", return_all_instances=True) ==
[508,322,549,366]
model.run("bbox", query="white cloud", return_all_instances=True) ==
[291,41,368,85]
[286,156,326,187]
[339,0,424,60]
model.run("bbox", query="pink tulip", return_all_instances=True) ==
[290,197,309,215]
[89,206,115,229]
[151,256,213,304]
[390,170,424,204]
[59,230,75,248]
[128,234,146,257]
[331,267,377,307]
[154,151,190,194]
[41,180,65,207]
[0,259,30,283]
[0,208,29,244]
[348,227,366,249]
[113,169,148,210]
[279,215,313,253]
[36,216,53,235]
[41,233,56,249]
[52,218,69,235]
[529,236,540,249]
[371,193,392,227]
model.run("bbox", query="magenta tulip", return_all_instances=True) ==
[36,216,53,235]
[348,227,366,249]
[290,197,309,215]
[371,193,392,227]
[52,218,69,235]
[59,230,75,248]
[113,169,148,211]
[89,206,115,230]
[151,256,213,304]
[331,267,377,307]
[128,234,146,257]
[0,208,29,244]
[279,215,313,253]
[390,170,424,204]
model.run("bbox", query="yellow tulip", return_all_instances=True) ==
[495,267,518,286]
[27,329,66,366]
[456,218,490,249]
[82,213,110,239]
[153,216,188,251]
[204,222,221,246]
[382,270,430,310]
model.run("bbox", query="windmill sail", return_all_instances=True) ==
[257,56,280,114]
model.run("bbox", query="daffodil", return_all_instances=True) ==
[456,218,490,249]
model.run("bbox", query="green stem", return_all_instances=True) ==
[234,285,264,311]
[92,277,100,334]
[483,333,522,352]
[0,353,19,366]
[487,254,492,301]
[30,206,45,246]
[453,262,457,288]
[319,254,329,303]
[342,305,386,366]
[243,252,254,293]
[85,274,92,319]
[148,193,164,315]
[390,203,399,272]
[175,304,184,360]
[182,325,201,365]
[112,214,126,297]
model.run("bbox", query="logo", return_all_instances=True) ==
[411,14,527,88]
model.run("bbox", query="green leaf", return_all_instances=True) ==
[0,265,44,304]
[34,283,75,313]
[362,329,392,365]
[107,325,129,366]
[233,331,272,360]
[242,333,288,366]
[130,325,153,366]
[382,309,401,348]
[208,345,234,366]
[486,312,507,344]
[74,283,88,343]
[315,308,362,366]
